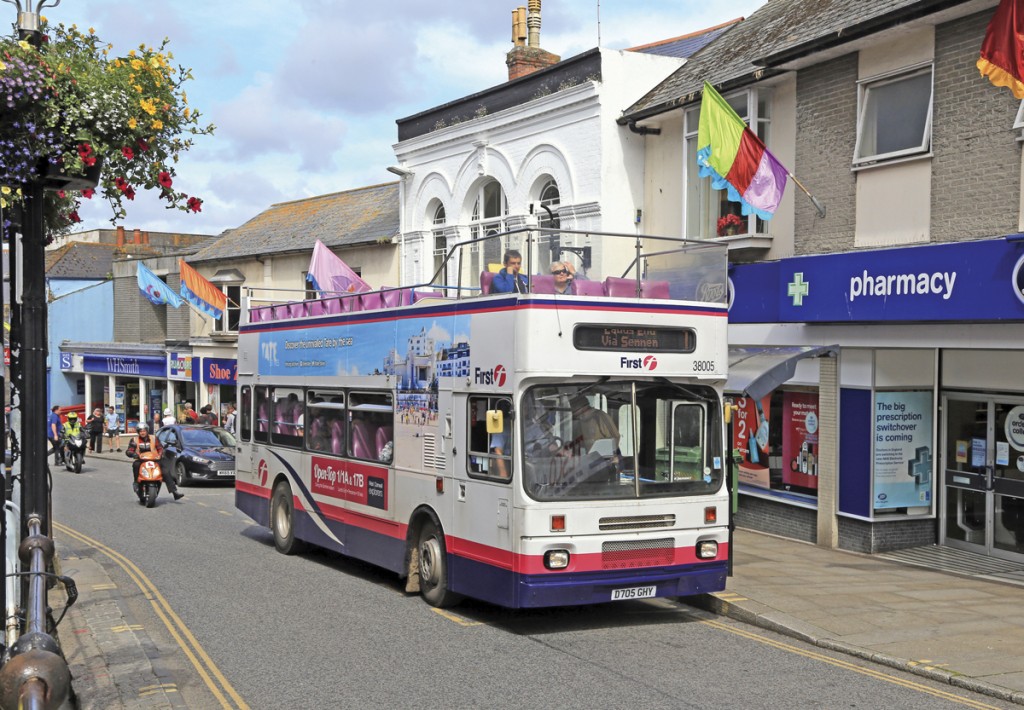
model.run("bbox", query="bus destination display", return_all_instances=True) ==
[573,326,695,353]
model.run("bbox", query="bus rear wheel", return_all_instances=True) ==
[271,482,307,555]
[417,520,460,608]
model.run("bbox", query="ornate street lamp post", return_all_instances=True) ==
[0,3,77,707]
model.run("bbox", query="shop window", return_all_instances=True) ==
[307,390,345,455]
[731,389,819,501]
[468,395,513,481]
[348,391,393,463]
[853,65,933,166]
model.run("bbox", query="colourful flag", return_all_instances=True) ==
[307,239,371,294]
[696,81,788,221]
[136,263,183,308]
[977,0,1024,99]
[179,260,227,319]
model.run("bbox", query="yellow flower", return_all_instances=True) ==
[151,119,163,130]
[131,59,144,71]
[184,107,190,118]
[89,27,95,35]
[0,198,6,209]
[1,187,10,195]
[17,40,31,50]
[0,61,5,71]
[128,117,138,129]
[134,84,143,93]
[140,98,156,115]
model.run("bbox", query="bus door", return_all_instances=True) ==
[453,394,513,553]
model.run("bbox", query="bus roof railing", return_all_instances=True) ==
[242,227,728,325]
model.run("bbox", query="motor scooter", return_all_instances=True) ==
[64,429,87,474]
[132,450,163,507]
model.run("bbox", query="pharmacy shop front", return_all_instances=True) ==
[729,236,1024,560]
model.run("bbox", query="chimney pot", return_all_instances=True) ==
[116,226,125,247]
[133,228,141,245]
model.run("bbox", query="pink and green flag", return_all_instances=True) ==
[697,81,788,220]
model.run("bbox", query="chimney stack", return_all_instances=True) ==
[506,0,560,81]
[116,226,125,247]
[133,228,142,245]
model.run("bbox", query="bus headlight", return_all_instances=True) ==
[544,550,570,569]
[696,541,718,559]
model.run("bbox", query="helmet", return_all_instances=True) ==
[137,423,149,431]
[67,412,78,420]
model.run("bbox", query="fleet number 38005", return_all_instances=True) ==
[693,360,716,372]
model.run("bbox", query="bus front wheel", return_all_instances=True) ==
[417,520,460,608]
[271,482,307,555]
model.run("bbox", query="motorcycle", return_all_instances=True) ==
[64,429,87,474]
[132,450,163,508]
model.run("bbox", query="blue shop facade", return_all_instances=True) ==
[728,236,1024,561]
[56,345,237,432]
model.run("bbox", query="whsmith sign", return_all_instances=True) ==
[729,236,1024,323]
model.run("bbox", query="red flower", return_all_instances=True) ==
[158,171,172,189]
[77,142,92,159]
[121,146,135,160]
[56,190,65,198]
[124,187,135,201]
[137,139,149,152]
[69,211,81,223]
[81,188,94,199]
[187,197,202,213]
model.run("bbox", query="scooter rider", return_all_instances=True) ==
[126,423,184,501]
[61,412,84,462]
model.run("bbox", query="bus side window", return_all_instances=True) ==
[467,396,512,480]
[349,391,393,462]
[240,386,252,442]
[254,387,270,444]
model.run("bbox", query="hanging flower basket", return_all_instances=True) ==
[38,155,103,192]
[0,22,214,235]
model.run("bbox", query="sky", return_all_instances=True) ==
[39,0,766,237]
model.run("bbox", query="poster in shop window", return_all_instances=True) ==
[732,395,771,489]
[782,392,819,490]
[873,391,933,510]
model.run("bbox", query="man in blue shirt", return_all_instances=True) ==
[47,405,63,465]
[491,250,528,294]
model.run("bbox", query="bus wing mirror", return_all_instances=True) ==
[486,410,504,434]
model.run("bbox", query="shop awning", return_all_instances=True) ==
[727,345,838,400]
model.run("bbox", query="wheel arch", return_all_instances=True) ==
[402,504,442,581]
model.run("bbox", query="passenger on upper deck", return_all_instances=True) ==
[549,261,574,294]
[491,250,528,294]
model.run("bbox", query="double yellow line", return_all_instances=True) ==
[53,522,249,709]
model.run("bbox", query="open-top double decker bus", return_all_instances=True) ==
[235,226,730,608]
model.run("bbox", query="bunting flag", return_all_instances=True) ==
[136,263,183,308]
[179,259,227,319]
[696,81,788,220]
[307,239,372,294]
[977,0,1024,99]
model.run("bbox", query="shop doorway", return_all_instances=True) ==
[941,394,1024,562]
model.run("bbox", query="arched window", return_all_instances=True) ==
[469,180,507,273]
[538,179,560,229]
[431,203,447,281]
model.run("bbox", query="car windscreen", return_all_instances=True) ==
[181,428,230,448]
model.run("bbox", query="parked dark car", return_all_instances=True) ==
[156,424,236,486]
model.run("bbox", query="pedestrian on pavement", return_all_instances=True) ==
[224,404,236,434]
[183,402,198,424]
[48,404,64,465]
[104,405,121,452]
[86,407,105,453]
[162,407,176,427]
